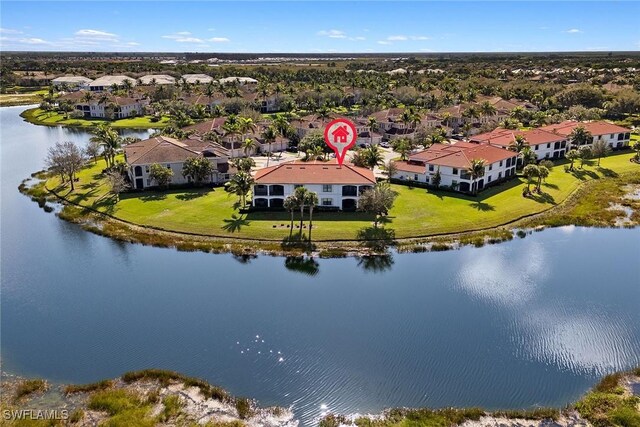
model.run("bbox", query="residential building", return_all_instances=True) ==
[540,120,632,150]
[471,128,568,160]
[59,91,148,119]
[139,74,176,85]
[392,142,518,193]
[252,160,376,210]
[89,75,136,92]
[219,77,258,85]
[182,74,214,84]
[51,76,93,91]
[123,136,232,190]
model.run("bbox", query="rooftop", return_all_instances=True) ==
[139,74,176,85]
[182,74,214,84]
[90,75,136,87]
[409,141,516,168]
[254,160,376,185]
[124,135,228,165]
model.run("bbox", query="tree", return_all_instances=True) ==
[283,194,300,238]
[360,144,384,170]
[367,117,379,146]
[149,163,174,189]
[467,158,486,195]
[519,146,538,167]
[357,183,398,228]
[241,138,258,157]
[578,146,592,168]
[232,157,255,173]
[293,186,310,237]
[222,118,240,158]
[382,161,397,181]
[479,101,496,121]
[522,164,539,193]
[261,125,278,167]
[105,170,128,200]
[182,157,213,185]
[90,123,122,168]
[633,141,640,162]
[536,165,549,192]
[432,167,442,188]
[224,171,254,208]
[84,139,101,164]
[569,125,593,148]
[565,149,579,171]
[304,191,319,241]
[591,140,611,166]
[45,141,86,191]
[509,135,528,154]
[391,138,414,161]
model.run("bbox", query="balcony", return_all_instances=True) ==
[254,185,268,196]
[342,185,357,197]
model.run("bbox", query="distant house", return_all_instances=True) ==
[219,76,258,85]
[51,76,93,91]
[252,160,376,210]
[182,74,214,84]
[138,74,176,85]
[123,136,232,190]
[89,75,136,92]
[392,142,518,193]
[540,121,632,150]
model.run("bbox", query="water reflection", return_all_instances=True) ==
[356,254,394,273]
[284,256,320,276]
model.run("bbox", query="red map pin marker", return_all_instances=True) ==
[324,118,357,166]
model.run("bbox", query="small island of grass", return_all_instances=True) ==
[20,107,170,129]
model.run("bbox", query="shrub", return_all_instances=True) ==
[103,407,155,427]
[15,379,47,400]
[88,389,141,415]
[160,395,183,421]
[593,373,623,393]
[235,397,253,419]
[609,406,640,427]
[431,243,450,251]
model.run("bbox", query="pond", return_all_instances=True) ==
[1,106,639,425]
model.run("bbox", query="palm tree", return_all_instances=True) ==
[293,186,309,238]
[467,158,486,195]
[241,138,258,157]
[569,126,593,148]
[632,142,640,162]
[225,171,254,208]
[565,149,579,171]
[519,146,537,167]
[428,131,445,146]
[272,115,291,138]
[305,191,319,242]
[362,144,384,170]
[261,126,278,167]
[522,164,539,193]
[510,106,527,123]
[82,91,93,104]
[237,117,256,147]
[283,194,299,239]
[536,165,549,192]
[90,123,122,168]
[367,117,379,146]
[509,135,529,153]
[382,160,398,181]
[222,118,240,158]
[479,101,496,122]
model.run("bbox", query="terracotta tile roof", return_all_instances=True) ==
[124,136,228,165]
[184,117,228,135]
[393,161,426,174]
[541,120,630,137]
[369,108,404,122]
[410,141,516,168]
[254,160,376,185]
[471,127,564,147]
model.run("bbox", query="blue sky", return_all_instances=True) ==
[1,1,638,53]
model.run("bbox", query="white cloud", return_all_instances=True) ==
[19,37,52,45]
[75,29,117,38]
[564,28,582,34]
[386,35,430,42]
[387,35,408,41]
[411,35,430,40]
[163,33,206,43]
[350,36,366,41]
[125,42,140,46]
[317,29,346,39]
[377,40,392,45]
[0,28,22,34]
[209,37,230,43]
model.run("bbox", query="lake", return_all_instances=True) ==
[1,105,639,425]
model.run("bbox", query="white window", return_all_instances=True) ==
[321,198,332,206]
[322,184,332,192]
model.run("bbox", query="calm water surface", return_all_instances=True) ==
[1,106,639,424]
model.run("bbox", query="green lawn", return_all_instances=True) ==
[47,151,639,241]
[21,107,170,129]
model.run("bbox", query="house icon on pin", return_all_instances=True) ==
[331,125,349,143]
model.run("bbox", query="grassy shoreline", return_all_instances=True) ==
[19,149,640,257]
[19,107,170,129]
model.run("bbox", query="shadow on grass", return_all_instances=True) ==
[571,168,600,181]
[284,256,319,276]
[597,167,619,178]
[527,191,556,204]
[542,182,559,190]
[139,193,167,202]
[469,200,496,211]
[222,214,250,233]
[93,193,118,214]
[176,191,206,201]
